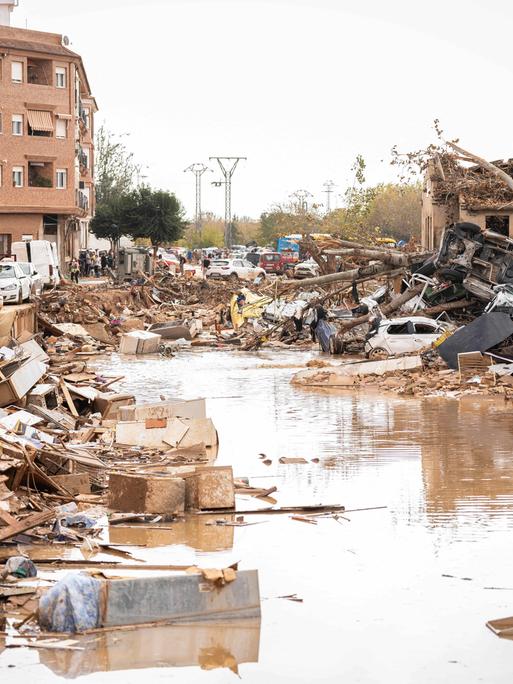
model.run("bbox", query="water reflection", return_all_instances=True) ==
[108,516,234,552]
[35,619,260,679]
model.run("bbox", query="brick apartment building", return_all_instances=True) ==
[0,9,97,269]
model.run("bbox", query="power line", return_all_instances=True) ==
[323,180,336,214]
[209,156,246,248]
[289,189,313,214]
[184,163,212,236]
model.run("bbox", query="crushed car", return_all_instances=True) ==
[365,316,453,359]
[432,222,513,302]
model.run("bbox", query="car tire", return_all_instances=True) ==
[17,288,22,305]
[229,273,239,282]
[368,347,389,360]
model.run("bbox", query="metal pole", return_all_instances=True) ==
[184,163,212,237]
[289,189,313,214]
[209,157,246,248]
[323,180,336,214]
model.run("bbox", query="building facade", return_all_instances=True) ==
[0,21,97,269]
[421,160,513,250]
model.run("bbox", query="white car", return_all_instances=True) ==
[206,259,265,281]
[294,259,320,279]
[0,263,31,304]
[17,262,44,297]
[365,316,453,359]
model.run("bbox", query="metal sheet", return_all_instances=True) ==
[437,312,513,369]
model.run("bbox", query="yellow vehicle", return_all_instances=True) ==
[376,237,397,248]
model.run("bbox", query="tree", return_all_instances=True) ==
[259,205,320,245]
[89,197,126,248]
[365,183,421,241]
[94,125,142,205]
[123,187,187,256]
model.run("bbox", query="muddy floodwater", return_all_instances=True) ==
[3,348,513,683]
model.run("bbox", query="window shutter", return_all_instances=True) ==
[56,119,67,138]
[11,61,22,82]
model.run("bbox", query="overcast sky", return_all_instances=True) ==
[11,0,513,220]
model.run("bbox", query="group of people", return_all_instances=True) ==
[69,249,115,284]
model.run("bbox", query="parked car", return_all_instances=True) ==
[17,262,44,297]
[259,252,286,275]
[294,259,320,279]
[206,259,265,281]
[365,316,453,359]
[11,240,60,288]
[245,251,261,267]
[0,262,31,304]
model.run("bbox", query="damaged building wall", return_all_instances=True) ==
[421,159,513,249]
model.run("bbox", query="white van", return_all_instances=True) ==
[11,240,61,288]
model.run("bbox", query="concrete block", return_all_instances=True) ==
[108,472,185,514]
[118,398,206,422]
[52,473,90,495]
[186,466,235,510]
[102,569,261,626]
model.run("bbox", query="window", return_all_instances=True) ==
[27,110,53,137]
[0,235,11,258]
[12,114,23,136]
[82,107,90,129]
[12,166,23,187]
[56,118,67,139]
[11,61,23,83]
[387,322,415,335]
[56,169,67,189]
[28,161,53,187]
[485,215,509,236]
[83,147,90,168]
[55,66,66,88]
[414,323,437,335]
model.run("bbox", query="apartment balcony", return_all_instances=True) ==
[76,189,89,212]
[27,58,52,86]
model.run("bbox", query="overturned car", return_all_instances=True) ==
[429,222,513,302]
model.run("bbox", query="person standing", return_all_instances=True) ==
[85,251,92,277]
[100,253,107,275]
[179,254,186,275]
[202,255,211,279]
[70,258,80,285]
[93,252,100,278]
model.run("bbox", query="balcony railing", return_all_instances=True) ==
[76,190,89,211]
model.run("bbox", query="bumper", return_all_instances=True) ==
[0,291,18,302]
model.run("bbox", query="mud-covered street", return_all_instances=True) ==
[2,348,513,683]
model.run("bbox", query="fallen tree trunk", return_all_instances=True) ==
[302,237,330,275]
[283,263,400,290]
[448,142,513,193]
[323,248,409,267]
[420,297,474,316]
[336,283,424,333]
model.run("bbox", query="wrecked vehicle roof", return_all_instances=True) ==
[435,222,513,302]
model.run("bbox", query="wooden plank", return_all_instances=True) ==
[0,508,57,542]
[0,508,19,527]
[60,381,79,418]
